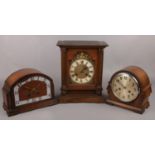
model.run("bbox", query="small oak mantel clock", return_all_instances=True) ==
[57,40,108,103]
[106,66,152,114]
[3,68,57,116]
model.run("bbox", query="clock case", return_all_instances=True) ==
[57,40,108,103]
[106,66,152,114]
[2,68,57,116]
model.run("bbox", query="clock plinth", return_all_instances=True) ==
[58,94,105,103]
[3,99,57,116]
[106,99,150,114]
[57,40,108,103]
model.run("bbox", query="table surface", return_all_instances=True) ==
[0,87,154,120]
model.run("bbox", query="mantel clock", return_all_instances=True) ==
[106,66,152,114]
[57,40,108,103]
[3,68,57,116]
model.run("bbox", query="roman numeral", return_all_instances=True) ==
[72,74,76,77]
[85,62,88,65]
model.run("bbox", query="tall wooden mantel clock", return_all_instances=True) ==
[57,40,108,103]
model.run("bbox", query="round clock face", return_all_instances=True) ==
[13,76,52,107]
[70,59,95,84]
[111,72,140,102]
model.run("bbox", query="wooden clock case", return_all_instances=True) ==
[106,66,152,114]
[3,68,57,116]
[57,40,108,103]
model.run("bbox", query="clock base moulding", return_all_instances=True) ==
[105,99,150,114]
[3,99,58,116]
[58,94,105,103]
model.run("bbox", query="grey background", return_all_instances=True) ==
[0,35,154,120]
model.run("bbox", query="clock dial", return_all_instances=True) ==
[111,72,140,102]
[14,76,52,107]
[70,59,94,84]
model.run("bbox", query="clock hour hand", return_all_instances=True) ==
[23,86,37,97]
[80,66,88,73]
[23,86,32,91]
[30,84,41,95]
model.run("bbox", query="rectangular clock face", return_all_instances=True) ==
[13,76,52,107]
[65,48,100,89]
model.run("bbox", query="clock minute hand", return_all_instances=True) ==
[118,81,125,88]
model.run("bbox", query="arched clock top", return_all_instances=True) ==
[122,66,151,90]
[5,68,42,89]
[4,68,54,89]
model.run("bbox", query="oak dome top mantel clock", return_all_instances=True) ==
[3,68,57,116]
[106,66,152,114]
[57,40,108,103]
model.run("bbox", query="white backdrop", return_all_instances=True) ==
[0,35,154,119]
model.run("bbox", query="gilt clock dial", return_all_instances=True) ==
[111,72,140,102]
[14,76,52,107]
[69,53,95,84]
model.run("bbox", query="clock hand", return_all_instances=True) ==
[23,86,32,91]
[117,80,128,89]
[80,66,88,73]
[127,80,132,88]
[117,81,124,88]
[31,85,40,94]
[31,88,41,95]
[35,83,41,94]
[24,86,40,96]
